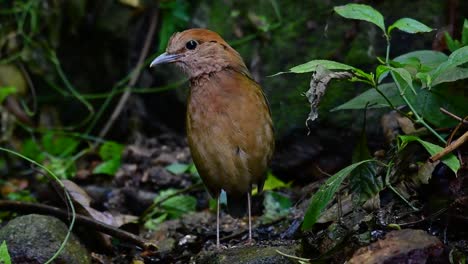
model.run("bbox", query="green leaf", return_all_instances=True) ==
[41,132,79,157]
[376,65,390,82]
[261,191,292,224]
[394,50,448,70]
[262,171,291,191]
[332,83,404,111]
[0,241,11,264]
[398,135,460,174]
[47,157,75,179]
[144,213,168,230]
[151,189,197,219]
[427,46,468,87]
[334,4,385,33]
[93,159,121,175]
[20,139,45,162]
[0,86,17,104]
[390,67,416,95]
[388,18,433,34]
[165,162,190,175]
[161,194,197,218]
[350,126,383,204]
[302,160,374,230]
[404,84,468,127]
[98,141,124,161]
[432,67,468,87]
[447,45,468,68]
[445,32,461,52]
[462,19,468,45]
[287,60,356,74]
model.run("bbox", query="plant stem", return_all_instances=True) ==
[390,72,446,144]
[384,34,446,144]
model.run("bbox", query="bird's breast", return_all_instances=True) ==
[186,70,274,197]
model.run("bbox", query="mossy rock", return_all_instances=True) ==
[0,214,91,264]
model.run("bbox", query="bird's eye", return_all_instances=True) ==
[185,40,198,50]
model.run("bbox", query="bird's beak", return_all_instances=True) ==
[150,52,182,67]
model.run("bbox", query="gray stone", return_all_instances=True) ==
[0,214,91,264]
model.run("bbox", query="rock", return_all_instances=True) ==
[0,214,91,264]
[348,229,445,264]
[192,242,300,264]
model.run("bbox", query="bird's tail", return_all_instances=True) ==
[226,193,247,218]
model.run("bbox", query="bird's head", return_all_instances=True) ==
[150,28,248,78]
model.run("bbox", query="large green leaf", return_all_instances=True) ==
[388,18,433,34]
[432,67,468,87]
[332,83,404,111]
[394,50,448,70]
[302,160,374,230]
[404,84,468,127]
[424,46,468,87]
[287,60,356,74]
[399,135,460,174]
[334,4,385,33]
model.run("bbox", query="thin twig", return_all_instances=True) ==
[430,131,468,163]
[440,107,468,125]
[98,9,159,141]
[0,200,151,249]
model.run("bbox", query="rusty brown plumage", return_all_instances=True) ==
[150,28,274,246]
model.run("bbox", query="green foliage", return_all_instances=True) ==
[144,189,197,230]
[262,171,291,192]
[445,19,468,52]
[388,18,433,34]
[93,141,124,175]
[293,4,465,230]
[0,87,17,104]
[0,241,11,264]
[333,4,385,33]
[302,160,373,230]
[398,135,460,174]
[261,191,292,224]
[350,124,383,204]
[285,3,468,143]
[20,132,81,179]
[6,190,36,202]
[165,163,191,175]
[158,0,190,53]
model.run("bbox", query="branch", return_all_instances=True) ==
[429,131,468,163]
[98,9,159,140]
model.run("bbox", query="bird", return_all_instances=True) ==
[150,28,274,247]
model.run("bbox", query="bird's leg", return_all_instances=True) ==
[216,195,220,248]
[247,191,252,243]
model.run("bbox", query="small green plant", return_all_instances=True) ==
[445,19,468,52]
[93,141,124,175]
[279,4,466,230]
[143,188,197,230]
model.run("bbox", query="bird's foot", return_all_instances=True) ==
[215,243,228,251]
[244,238,256,246]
